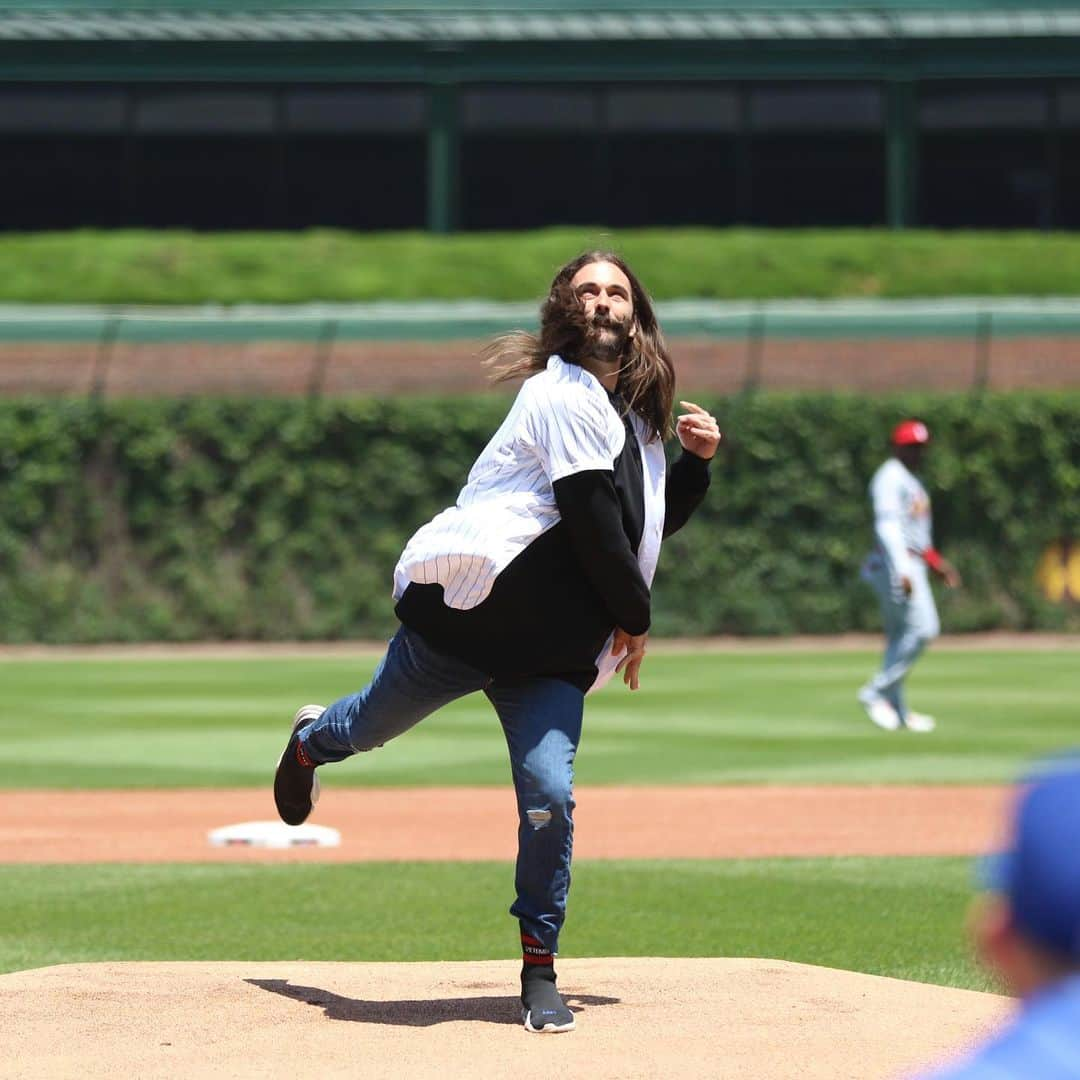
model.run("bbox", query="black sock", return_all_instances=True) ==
[519,935,573,1030]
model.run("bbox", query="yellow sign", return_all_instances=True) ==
[1035,539,1080,603]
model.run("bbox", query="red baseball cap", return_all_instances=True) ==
[891,419,930,446]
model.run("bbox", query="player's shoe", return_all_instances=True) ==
[273,704,325,826]
[521,967,576,1033]
[904,711,937,733]
[858,691,902,732]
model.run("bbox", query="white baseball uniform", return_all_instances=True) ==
[859,456,941,721]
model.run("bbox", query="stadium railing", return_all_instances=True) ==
[1,298,1077,396]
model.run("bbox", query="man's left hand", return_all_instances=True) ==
[676,401,721,460]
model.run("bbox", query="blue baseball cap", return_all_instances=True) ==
[980,752,1080,961]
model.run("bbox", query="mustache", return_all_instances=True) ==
[585,312,633,363]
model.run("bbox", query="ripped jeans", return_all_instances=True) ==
[298,624,584,955]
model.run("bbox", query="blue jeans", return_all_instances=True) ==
[299,624,584,955]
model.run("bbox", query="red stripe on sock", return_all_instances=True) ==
[521,933,553,964]
[295,742,315,768]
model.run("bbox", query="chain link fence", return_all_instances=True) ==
[0,299,1077,397]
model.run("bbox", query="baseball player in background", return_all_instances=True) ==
[272,251,720,1033]
[858,420,961,733]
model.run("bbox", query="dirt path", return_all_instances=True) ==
[1,785,1011,864]
[5,335,1080,396]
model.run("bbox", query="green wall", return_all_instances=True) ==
[2,392,1077,643]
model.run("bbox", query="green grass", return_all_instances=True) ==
[1,648,1076,788]
[0,857,993,990]
[3,227,1080,303]
[4,648,1044,990]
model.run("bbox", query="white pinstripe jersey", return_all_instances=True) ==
[392,355,668,684]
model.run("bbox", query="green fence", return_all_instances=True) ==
[5,298,1080,343]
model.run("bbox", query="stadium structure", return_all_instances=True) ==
[1,0,1079,232]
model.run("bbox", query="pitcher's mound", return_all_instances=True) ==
[0,957,1009,1080]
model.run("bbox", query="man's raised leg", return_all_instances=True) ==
[274,625,490,825]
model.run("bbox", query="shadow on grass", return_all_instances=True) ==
[246,977,620,1027]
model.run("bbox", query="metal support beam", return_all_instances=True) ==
[427,83,459,234]
[734,83,752,224]
[885,80,917,229]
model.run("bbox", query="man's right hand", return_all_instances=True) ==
[612,628,649,691]
[937,559,962,589]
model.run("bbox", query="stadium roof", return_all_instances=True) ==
[2,2,1080,42]
[2,1,1078,84]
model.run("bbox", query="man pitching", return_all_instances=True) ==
[858,420,961,732]
[273,251,720,1032]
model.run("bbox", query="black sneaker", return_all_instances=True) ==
[273,704,325,826]
[521,965,576,1033]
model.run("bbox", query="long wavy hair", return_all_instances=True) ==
[483,250,676,441]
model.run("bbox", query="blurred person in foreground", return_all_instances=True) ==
[858,419,961,733]
[272,251,720,1033]
[920,752,1080,1079]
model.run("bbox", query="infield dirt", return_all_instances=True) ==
[1,784,1010,863]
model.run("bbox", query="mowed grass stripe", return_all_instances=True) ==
[0,857,989,991]
[1,649,1076,788]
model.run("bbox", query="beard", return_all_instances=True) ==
[584,313,632,362]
